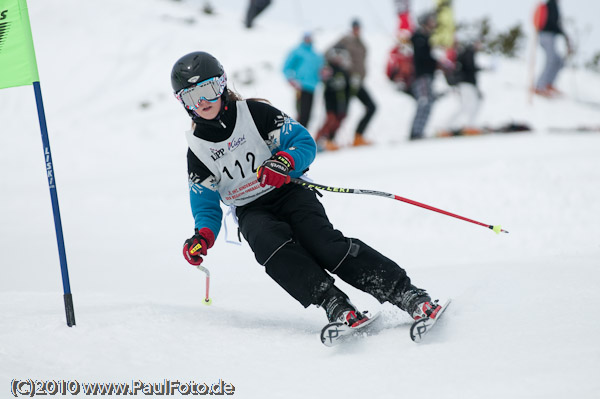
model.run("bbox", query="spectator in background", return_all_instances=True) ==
[388,0,415,97]
[534,0,572,97]
[314,47,352,152]
[333,19,377,147]
[446,40,483,134]
[409,11,438,140]
[394,0,414,34]
[283,32,324,129]
[386,31,415,95]
[245,0,272,29]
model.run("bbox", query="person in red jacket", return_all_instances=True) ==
[386,32,415,95]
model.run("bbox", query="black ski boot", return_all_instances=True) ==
[321,287,369,327]
[397,285,441,320]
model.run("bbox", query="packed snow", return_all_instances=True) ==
[1,0,599,398]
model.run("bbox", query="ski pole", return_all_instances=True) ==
[289,178,508,234]
[196,265,212,305]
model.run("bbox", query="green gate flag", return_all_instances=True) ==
[0,0,39,89]
[0,0,75,327]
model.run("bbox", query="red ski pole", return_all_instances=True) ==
[289,178,508,234]
[196,265,212,305]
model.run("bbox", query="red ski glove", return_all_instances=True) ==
[183,228,215,266]
[257,151,295,188]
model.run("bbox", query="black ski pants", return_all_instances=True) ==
[354,85,377,135]
[295,89,315,129]
[236,184,411,308]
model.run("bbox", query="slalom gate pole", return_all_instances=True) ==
[196,265,212,305]
[34,82,76,326]
[289,178,509,234]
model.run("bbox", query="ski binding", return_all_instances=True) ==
[409,299,451,343]
[320,312,382,347]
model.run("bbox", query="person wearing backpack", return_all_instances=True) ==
[533,0,572,97]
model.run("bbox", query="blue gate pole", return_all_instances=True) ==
[33,81,76,327]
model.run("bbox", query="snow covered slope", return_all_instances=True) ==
[1,0,599,398]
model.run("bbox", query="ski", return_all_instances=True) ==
[435,123,532,138]
[548,125,600,133]
[410,299,452,343]
[320,312,382,347]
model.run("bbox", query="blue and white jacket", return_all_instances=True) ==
[186,100,316,239]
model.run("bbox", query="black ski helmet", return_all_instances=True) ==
[171,51,226,94]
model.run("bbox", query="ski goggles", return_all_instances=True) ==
[175,74,227,110]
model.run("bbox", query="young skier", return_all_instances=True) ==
[172,51,441,329]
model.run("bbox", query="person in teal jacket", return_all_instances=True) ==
[282,32,324,129]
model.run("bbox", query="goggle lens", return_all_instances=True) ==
[175,75,226,110]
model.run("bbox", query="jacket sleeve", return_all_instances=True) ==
[282,48,300,81]
[189,183,222,237]
[278,117,316,177]
[246,100,316,175]
[187,149,223,237]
